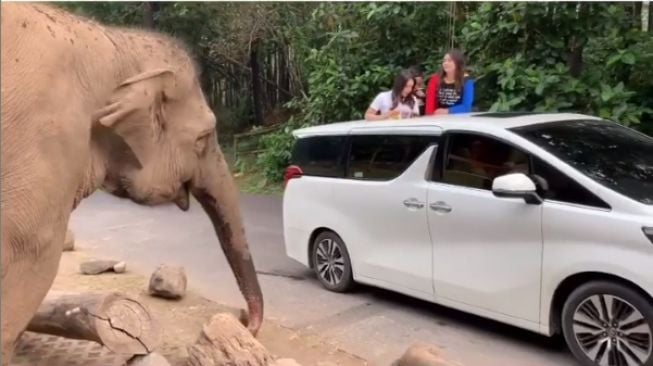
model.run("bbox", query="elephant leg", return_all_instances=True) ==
[1,223,67,364]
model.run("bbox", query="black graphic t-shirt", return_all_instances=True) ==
[438,81,462,108]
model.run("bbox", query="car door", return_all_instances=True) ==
[332,131,439,297]
[426,131,544,323]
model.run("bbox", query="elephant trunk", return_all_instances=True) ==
[190,144,263,336]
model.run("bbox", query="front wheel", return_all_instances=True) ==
[562,281,653,366]
[311,231,354,292]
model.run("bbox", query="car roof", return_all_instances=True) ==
[291,111,603,138]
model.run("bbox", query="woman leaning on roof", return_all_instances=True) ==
[424,49,475,115]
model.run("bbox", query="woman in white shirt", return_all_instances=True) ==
[365,69,420,121]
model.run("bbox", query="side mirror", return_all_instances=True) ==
[492,173,543,205]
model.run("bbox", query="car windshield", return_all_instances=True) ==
[511,119,653,205]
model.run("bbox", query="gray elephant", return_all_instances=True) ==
[1,3,263,363]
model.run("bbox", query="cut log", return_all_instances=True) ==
[26,290,160,355]
[187,313,272,366]
[126,352,171,366]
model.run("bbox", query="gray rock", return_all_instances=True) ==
[126,352,171,366]
[112,261,127,273]
[80,260,119,275]
[148,264,187,299]
[63,229,75,252]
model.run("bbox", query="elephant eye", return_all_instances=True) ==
[194,132,211,155]
[161,92,169,103]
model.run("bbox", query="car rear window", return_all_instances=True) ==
[290,135,347,178]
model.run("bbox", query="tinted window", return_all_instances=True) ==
[512,120,653,205]
[441,133,530,190]
[531,157,610,208]
[346,135,438,180]
[291,135,347,178]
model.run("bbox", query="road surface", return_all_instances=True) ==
[70,191,579,366]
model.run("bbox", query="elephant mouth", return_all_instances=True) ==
[173,181,191,211]
[109,176,132,199]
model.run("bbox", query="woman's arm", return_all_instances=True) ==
[448,79,475,114]
[365,107,388,121]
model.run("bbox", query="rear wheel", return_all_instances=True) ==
[562,281,653,366]
[311,231,354,292]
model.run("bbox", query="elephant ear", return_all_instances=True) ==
[92,68,173,128]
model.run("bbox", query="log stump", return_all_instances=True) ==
[187,313,271,366]
[26,290,160,355]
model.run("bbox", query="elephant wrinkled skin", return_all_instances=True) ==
[0,3,263,363]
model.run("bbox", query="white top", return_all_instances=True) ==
[369,91,420,119]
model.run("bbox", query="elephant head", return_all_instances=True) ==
[90,35,263,335]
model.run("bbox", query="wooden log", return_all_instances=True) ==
[187,313,272,366]
[126,352,171,366]
[26,290,160,355]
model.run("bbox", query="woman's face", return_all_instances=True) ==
[442,53,456,76]
[402,78,415,97]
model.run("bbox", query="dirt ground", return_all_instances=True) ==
[14,250,369,366]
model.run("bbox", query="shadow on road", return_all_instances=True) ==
[302,270,569,354]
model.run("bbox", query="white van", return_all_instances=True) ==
[282,112,653,366]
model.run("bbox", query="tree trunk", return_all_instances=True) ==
[250,41,264,126]
[26,291,160,355]
[279,44,290,104]
[643,1,650,32]
[143,2,157,29]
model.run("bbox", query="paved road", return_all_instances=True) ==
[70,191,579,366]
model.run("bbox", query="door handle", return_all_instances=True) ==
[403,198,425,210]
[429,201,452,213]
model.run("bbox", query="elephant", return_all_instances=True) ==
[1,3,263,363]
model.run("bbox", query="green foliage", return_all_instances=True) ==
[461,2,653,126]
[256,118,302,182]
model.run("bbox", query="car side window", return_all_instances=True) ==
[440,133,530,190]
[531,157,610,209]
[291,135,347,178]
[346,135,437,181]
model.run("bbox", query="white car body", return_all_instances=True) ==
[282,112,653,338]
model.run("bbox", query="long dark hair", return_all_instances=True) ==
[439,49,466,93]
[391,69,416,109]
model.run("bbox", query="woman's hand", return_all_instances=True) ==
[365,107,390,121]
[434,108,449,115]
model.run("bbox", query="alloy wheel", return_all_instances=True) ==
[315,238,346,286]
[572,294,652,366]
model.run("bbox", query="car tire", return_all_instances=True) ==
[561,280,653,366]
[311,231,354,292]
